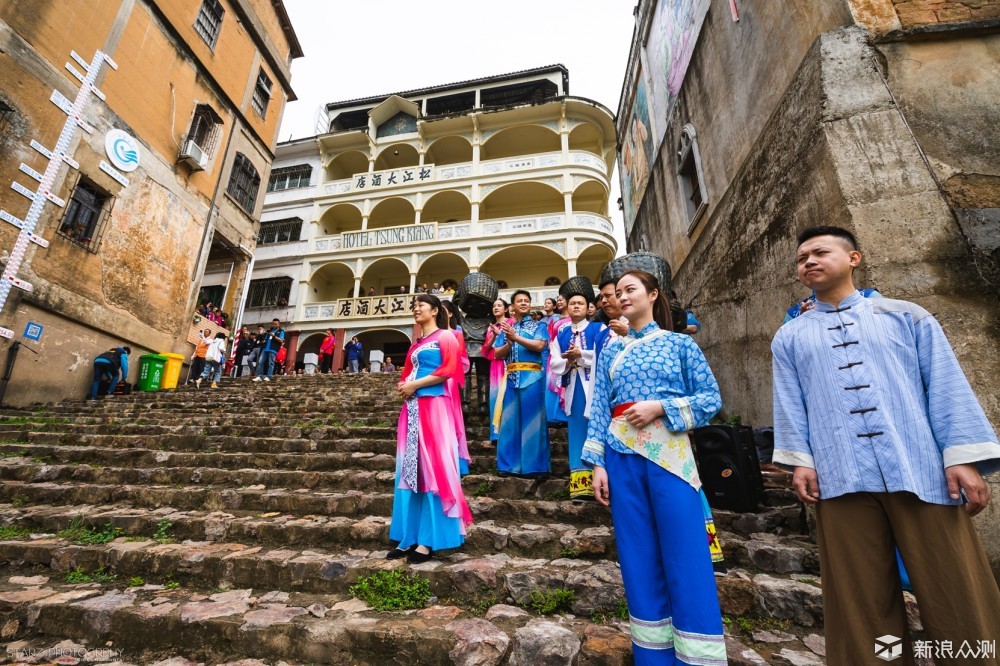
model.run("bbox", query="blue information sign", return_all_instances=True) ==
[24,322,43,341]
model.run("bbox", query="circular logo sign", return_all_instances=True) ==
[105,129,141,172]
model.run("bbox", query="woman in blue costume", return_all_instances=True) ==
[387,294,473,564]
[584,270,726,665]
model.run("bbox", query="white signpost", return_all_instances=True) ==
[0,49,117,340]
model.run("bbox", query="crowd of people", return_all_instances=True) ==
[382,226,1000,665]
[195,301,232,328]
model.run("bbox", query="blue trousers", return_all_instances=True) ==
[199,360,222,383]
[89,360,117,398]
[567,379,588,473]
[497,378,550,475]
[606,448,726,665]
[258,350,277,378]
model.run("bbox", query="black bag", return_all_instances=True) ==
[114,381,132,395]
[691,424,765,512]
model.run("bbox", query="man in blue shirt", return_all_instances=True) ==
[345,337,364,373]
[772,226,1000,661]
[253,319,284,382]
[89,346,130,399]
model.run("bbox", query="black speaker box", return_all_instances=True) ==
[691,424,765,513]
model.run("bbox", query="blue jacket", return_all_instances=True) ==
[262,327,284,353]
[346,341,363,361]
[95,347,129,379]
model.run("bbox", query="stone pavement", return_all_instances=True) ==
[0,373,925,664]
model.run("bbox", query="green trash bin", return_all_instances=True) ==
[138,354,168,392]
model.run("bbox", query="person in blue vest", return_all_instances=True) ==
[345,337,364,373]
[253,318,284,382]
[88,346,131,399]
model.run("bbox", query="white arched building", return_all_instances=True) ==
[248,65,618,369]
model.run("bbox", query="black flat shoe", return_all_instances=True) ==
[407,548,433,564]
[386,545,416,560]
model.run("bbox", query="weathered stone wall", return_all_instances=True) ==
[890,0,1000,26]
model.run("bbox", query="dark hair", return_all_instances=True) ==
[415,293,449,330]
[440,299,461,330]
[544,297,556,308]
[511,289,531,303]
[215,332,226,340]
[121,346,132,355]
[598,278,616,290]
[272,318,281,324]
[618,269,672,331]
[796,225,858,251]
[492,298,509,322]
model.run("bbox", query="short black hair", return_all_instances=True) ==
[598,278,616,290]
[797,226,858,251]
[511,289,531,303]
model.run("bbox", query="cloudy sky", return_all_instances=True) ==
[279,0,637,252]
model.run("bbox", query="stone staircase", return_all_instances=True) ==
[0,373,872,665]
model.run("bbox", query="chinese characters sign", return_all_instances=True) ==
[354,165,434,192]
[342,223,436,250]
[331,295,414,319]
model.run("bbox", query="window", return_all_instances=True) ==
[246,277,292,308]
[226,153,260,214]
[187,104,222,152]
[267,165,311,192]
[677,124,708,230]
[59,178,112,250]
[257,218,302,245]
[194,0,225,48]
[251,69,272,117]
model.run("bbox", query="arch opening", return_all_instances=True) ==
[422,190,471,224]
[426,136,472,166]
[326,150,368,181]
[480,181,563,221]
[362,257,411,295]
[368,197,415,229]
[479,245,568,290]
[572,180,609,216]
[374,143,420,171]
[416,253,469,293]
[318,203,363,235]
[310,262,355,302]
[481,125,560,161]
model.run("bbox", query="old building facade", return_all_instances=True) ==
[241,66,617,370]
[617,0,1000,564]
[0,0,302,403]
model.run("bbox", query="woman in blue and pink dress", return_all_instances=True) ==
[440,299,471,475]
[483,298,512,444]
[386,294,473,564]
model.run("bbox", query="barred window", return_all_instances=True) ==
[258,218,302,245]
[251,69,272,117]
[247,277,292,308]
[267,164,312,192]
[58,177,112,251]
[226,153,260,214]
[677,124,708,231]
[194,0,225,49]
[187,104,222,152]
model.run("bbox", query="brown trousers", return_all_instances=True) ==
[816,492,1000,666]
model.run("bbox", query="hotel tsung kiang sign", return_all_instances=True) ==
[341,223,437,249]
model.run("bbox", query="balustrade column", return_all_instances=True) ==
[564,192,573,219]
[353,277,362,298]
[409,273,417,293]
[471,202,479,224]
[361,214,369,232]
[295,280,310,322]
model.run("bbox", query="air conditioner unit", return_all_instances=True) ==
[178,140,209,171]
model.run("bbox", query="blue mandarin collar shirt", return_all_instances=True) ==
[772,292,1000,505]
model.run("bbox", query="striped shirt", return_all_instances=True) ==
[772,291,1000,505]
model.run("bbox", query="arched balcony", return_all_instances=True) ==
[421,190,471,224]
[368,197,415,230]
[309,262,355,302]
[568,122,603,157]
[318,203,363,235]
[374,143,420,171]
[480,245,568,290]
[362,257,411,295]
[577,243,615,283]
[326,150,368,181]
[480,181,563,220]
[481,124,560,161]
[572,179,609,216]
[425,136,473,166]
[416,252,469,292]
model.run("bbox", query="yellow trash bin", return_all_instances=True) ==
[161,353,186,390]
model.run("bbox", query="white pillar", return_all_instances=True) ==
[409,273,417,293]
[353,277,361,298]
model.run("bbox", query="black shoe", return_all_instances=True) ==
[407,548,433,564]
[526,472,550,481]
[496,470,511,478]
[386,545,415,560]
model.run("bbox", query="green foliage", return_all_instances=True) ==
[558,548,579,559]
[543,488,571,502]
[349,569,431,612]
[524,588,575,615]
[127,576,145,587]
[58,517,124,545]
[472,481,494,497]
[725,613,792,637]
[591,598,629,624]
[11,497,27,507]
[0,525,31,540]
[65,567,117,584]
[165,580,181,590]
[711,412,743,426]
[153,518,174,544]
[0,449,30,458]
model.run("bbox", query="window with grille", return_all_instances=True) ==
[267,165,311,192]
[226,153,260,214]
[258,218,302,245]
[251,69,272,117]
[677,124,708,231]
[58,177,112,250]
[246,277,292,308]
[194,0,225,48]
[187,104,222,153]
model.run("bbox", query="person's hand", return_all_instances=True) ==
[621,400,664,428]
[562,344,582,363]
[593,466,610,507]
[609,318,629,337]
[398,381,418,400]
[500,321,515,338]
[800,300,815,314]
[946,463,990,516]
[793,467,821,504]
[684,325,699,334]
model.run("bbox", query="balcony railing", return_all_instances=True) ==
[320,150,608,197]
[301,287,563,322]
[311,212,613,254]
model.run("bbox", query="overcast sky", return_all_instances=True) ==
[279,0,637,254]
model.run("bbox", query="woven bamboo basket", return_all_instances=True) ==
[599,252,672,293]
[454,272,498,318]
[559,275,596,302]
